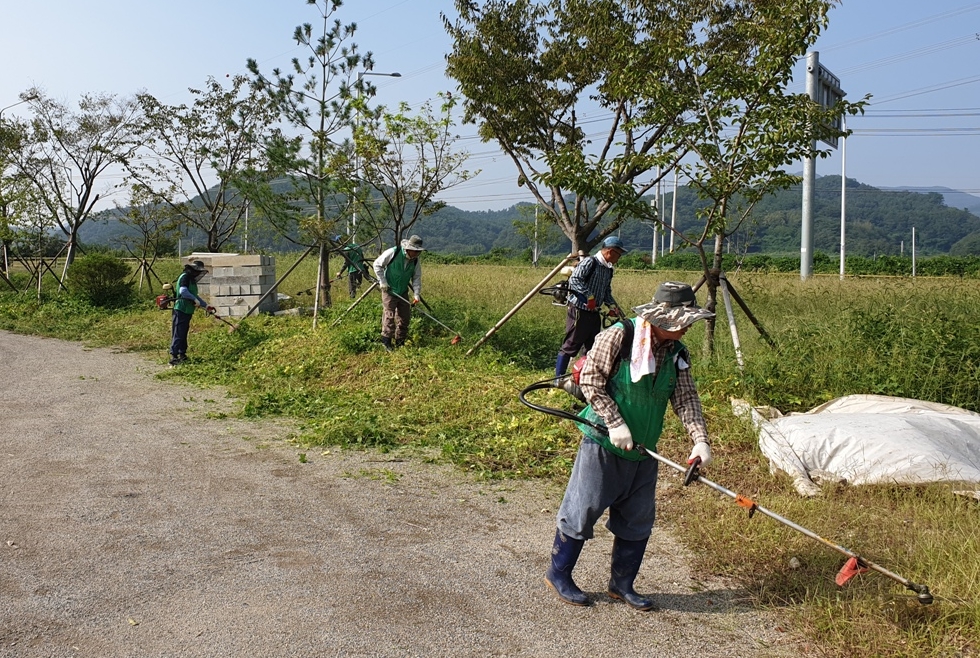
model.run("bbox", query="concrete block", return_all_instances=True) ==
[183,254,278,315]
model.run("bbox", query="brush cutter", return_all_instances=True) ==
[539,279,571,307]
[155,283,176,310]
[155,294,175,310]
[389,290,462,345]
[537,281,625,329]
[518,378,934,605]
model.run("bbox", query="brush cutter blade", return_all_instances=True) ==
[835,557,869,586]
[451,335,461,345]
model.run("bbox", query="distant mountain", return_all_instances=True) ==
[617,175,980,258]
[879,186,980,216]
[78,175,980,257]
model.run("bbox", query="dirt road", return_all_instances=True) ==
[0,331,799,657]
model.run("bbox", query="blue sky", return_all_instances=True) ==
[2,0,978,211]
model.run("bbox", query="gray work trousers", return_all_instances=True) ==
[557,438,659,542]
[381,290,412,343]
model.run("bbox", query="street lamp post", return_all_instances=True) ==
[0,93,39,121]
[352,71,400,244]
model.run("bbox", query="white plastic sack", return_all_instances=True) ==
[734,395,980,496]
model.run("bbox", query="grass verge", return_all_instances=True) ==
[2,260,978,657]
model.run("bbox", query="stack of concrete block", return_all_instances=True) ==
[183,253,278,317]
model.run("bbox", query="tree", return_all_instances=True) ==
[512,203,562,266]
[5,189,61,297]
[130,75,276,253]
[0,114,34,283]
[113,183,180,292]
[12,90,139,276]
[246,0,371,310]
[445,0,864,352]
[663,0,867,350]
[444,0,692,254]
[352,93,477,245]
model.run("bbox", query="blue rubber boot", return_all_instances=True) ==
[608,536,657,611]
[545,529,590,606]
[555,352,572,379]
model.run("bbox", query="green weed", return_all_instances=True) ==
[3,259,980,657]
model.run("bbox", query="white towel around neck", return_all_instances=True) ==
[629,319,657,383]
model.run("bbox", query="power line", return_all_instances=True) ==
[851,129,980,136]
[834,33,980,77]
[872,74,980,104]
[821,3,980,52]
[858,108,980,117]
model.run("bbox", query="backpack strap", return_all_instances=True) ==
[617,318,634,364]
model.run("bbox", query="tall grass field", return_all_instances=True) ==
[2,256,978,657]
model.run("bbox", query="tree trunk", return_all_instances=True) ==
[60,230,80,291]
[701,233,726,356]
[317,242,332,309]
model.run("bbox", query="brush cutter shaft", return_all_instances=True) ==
[630,444,929,598]
[203,308,237,331]
[331,281,379,327]
[389,290,460,336]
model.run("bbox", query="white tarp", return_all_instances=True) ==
[734,395,980,496]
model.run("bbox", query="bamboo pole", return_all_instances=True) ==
[719,277,744,370]
[239,244,317,322]
[466,253,581,357]
[331,280,379,327]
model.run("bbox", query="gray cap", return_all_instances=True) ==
[601,235,628,253]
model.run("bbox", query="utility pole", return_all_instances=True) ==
[912,227,917,277]
[800,52,819,280]
[670,170,678,253]
[244,201,249,254]
[839,118,846,280]
[352,70,401,242]
[533,206,539,267]
[657,172,667,255]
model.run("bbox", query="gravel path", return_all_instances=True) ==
[0,331,802,657]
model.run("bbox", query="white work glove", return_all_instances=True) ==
[687,441,712,467]
[608,424,633,451]
[378,282,390,292]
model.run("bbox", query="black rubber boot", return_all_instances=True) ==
[608,536,657,611]
[545,529,590,606]
[555,352,572,379]
[380,336,394,352]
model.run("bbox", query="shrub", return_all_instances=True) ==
[69,253,134,308]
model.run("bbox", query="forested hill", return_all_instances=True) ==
[81,175,980,257]
[753,176,980,256]
[614,175,980,258]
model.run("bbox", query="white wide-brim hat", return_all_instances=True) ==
[632,281,715,332]
[400,235,426,251]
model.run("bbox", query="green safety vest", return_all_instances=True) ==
[343,245,366,274]
[384,247,417,297]
[172,272,199,315]
[576,318,685,461]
